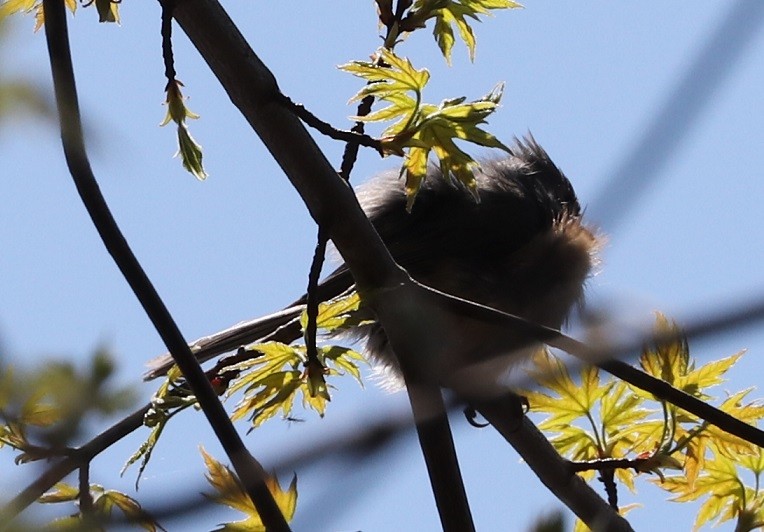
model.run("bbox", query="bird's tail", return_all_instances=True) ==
[143,266,357,380]
[143,304,305,380]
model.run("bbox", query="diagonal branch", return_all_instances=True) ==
[168,1,477,529]
[37,0,288,530]
[0,406,148,525]
[476,393,633,531]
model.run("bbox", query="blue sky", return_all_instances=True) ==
[2,1,764,530]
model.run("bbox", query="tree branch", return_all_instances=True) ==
[169,1,479,529]
[475,394,634,531]
[277,95,383,157]
[38,1,288,530]
[0,406,147,525]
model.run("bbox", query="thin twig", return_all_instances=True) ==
[305,226,328,369]
[78,462,92,515]
[598,469,618,510]
[278,95,383,158]
[160,0,177,82]
[424,282,764,448]
[339,95,376,181]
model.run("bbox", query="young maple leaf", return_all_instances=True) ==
[201,447,297,532]
[225,340,364,428]
[659,450,764,531]
[405,0,523,63]
[341,48,509,208]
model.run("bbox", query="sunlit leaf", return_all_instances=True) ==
[525,350,603,426]
[226,341,364,427]
[94,489,159,532]
[407,0,522,63]
[231,369,302,427]
[659,454,746,529]
[321,345,366,385]
[0,0,37,19]
[684,389,764,461]
[1,0,97,29]
[298,291,372,334]
[341,49,508,207]
[161,79,207,180]
[680,350,744,394]
[201,447,297,531]
[39,483,79,503]
[639,313,689,388]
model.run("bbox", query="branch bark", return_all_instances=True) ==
[168,0,624,529]
[477,394,633,531]
[37,0,288,530]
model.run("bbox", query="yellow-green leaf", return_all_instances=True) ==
[679,350,745,395]
[639,313,689,386]
[0,0,36,19]
[201,447,297,531]
[299,292,371,334]
[409,0,522,63]
[176,125,207,180]
[39,482,79,503]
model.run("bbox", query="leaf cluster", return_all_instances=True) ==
[340,48,509,209]
[126,293,368,484]
[226,292,368,428]
[524,314,764,530]
[401,0,522,63]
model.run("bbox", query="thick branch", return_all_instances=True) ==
[170,1,476,529]
[168,0,484,530]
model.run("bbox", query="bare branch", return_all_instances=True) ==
[475,394,634,531]
[278,95,383,156]
[38,0,288,529]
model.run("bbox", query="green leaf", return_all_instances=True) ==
[176,124,208,180]
[320,345,366,385]
[161,80,207,180]
[409,0,523,63]
[340,48,429,140]
[341,49,508,207]
[679,350,745,396]
[96,490,159,532]
[396,83,510,207]
[225,340,365,427]
[525,350,597,422]
[226,342,304,396]
[231,369,303,427]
